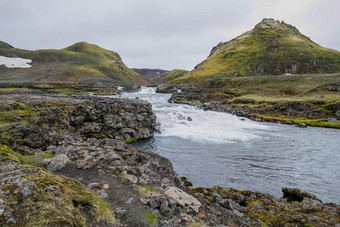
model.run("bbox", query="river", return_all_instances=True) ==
[110,86,340,203]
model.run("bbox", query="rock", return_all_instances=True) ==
[86,182,101,191]
[47,154,70,172]
[220,199,243,211]
[99,192,108,199]
[102,184,109,190]
[98,169,105,176]
[140,198,150,204]
[282,187,321,202]
[124,174,138,184]
[154,122,163,134]
[21,187,32,200]
[233,98,255,104]
[187,116,192,121]
[298,123,307,127]
[44,185,61,193]
[163,186,202,212]
[300,198,322,212]
[232,209,244,217]
[126,198,135,204]
[115,207,126,218]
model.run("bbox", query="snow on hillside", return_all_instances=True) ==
[0,56,32,68]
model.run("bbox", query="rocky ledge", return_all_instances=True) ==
[0,92,339,226]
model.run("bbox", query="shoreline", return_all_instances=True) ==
[0,88,339,226]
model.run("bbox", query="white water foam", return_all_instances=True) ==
[132,86,271,144]
[138,86,157,94]
[0,56,32,68]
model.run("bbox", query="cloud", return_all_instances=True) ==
[0,0,339,70]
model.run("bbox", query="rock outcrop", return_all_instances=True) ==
[1,90,339,226]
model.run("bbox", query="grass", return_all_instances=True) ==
[0,144,115,225]
[250,114,340,129]
[21,167,116,225]
[145,211,157,226]
[0,101,37,124]
[173,19,340,83]
[138,185,161,198]
[0,41,149,85]
[0,144,54,164]
[123,138,136,144]
[152,69,188,85]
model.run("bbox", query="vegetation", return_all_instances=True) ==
[123,138,137,144]
[0,145,54,164]
[152,69,188,84]
[145,211,157,226]
[138,185,161,198]
[0,41,149,85]
[174,19,340,83]
[0,145,116,225]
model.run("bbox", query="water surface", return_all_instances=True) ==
[111,87,340,203]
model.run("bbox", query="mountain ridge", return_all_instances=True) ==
[0,41,149,85]
[174,18,340,83]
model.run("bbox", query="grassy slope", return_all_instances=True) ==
[151,69,188,84]
[175,19,340,83]
[0,42,149,85]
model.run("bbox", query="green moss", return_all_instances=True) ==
[145,211,157,226]
[152,69,188,84]
[123,138,136,144]
[251,114,340,129]
[0,145,54,164]
[138,185,161,198]
[0,145,21,163]
[0,101,37,124]
[174,19,340,83]
[19,167,116,225]
[179,176,193,187]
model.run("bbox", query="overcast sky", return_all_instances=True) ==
[1,0,339,70]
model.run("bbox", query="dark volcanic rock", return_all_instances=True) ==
[0,95,156,152]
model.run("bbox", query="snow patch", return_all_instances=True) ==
[0,56,32,68]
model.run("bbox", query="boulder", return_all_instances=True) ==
[163,186,201,212]
[47,154,70,172]
[282,187,321,202]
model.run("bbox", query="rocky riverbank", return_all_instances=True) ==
[157,83,340,129]
[0,89,339,226]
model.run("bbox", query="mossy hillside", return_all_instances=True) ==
[174,19,340,83]
[0,145,116,225]
[0,42,149,85]
[0,145,54,164]
[151,69,188,85]
[178,74,340,104]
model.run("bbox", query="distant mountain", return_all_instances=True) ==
[152,69,188,84]
[174,18,340,83]
[0,42,149,85]
[0,41,14,49]
[132,68,169,81]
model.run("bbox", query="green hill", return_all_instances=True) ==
[174,18,340,83]
[0,42,149,85]
[152,69,188,84]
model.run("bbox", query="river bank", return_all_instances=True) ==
[0,86,339,226]
[156,74,340,129]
